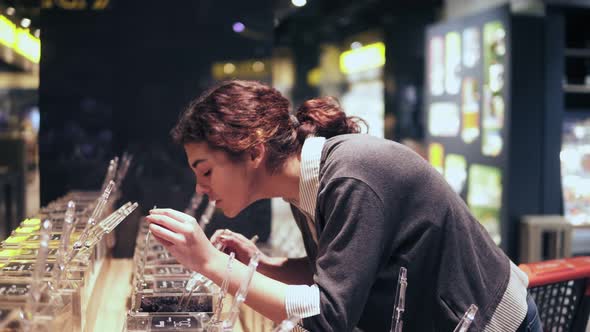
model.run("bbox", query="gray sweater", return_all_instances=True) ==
[290,134,517,331]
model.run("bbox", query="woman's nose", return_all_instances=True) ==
[195,183,210,195]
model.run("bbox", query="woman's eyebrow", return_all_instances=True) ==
[191,159,207,169]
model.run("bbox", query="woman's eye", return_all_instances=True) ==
[203,169,211,177]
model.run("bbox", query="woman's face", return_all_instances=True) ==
[184,142,259,218]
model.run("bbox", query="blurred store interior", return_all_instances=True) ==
[0,0,589,263]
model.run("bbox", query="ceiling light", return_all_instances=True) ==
[232,22,245,33]
[292,0,307,7]
[20,18,31,28]
[223,63,236,74]
[252,61,265,72]
[351,41,362,49]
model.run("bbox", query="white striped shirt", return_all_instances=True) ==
[284,137,325,321]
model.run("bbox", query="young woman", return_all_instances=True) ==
[145,80,541,331]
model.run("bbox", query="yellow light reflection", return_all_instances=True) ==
[0,249,21,257]
[0,15,40,64]
[252,61,265,72]
[307,67,321,87]
[14,226,38,234]
[339,42,385,74]
[4,235,28,244]
[0,15,16,47]
[15,28,40,63]
[428,142,444,174]
[22,218,41,226]
[223,63,236,74]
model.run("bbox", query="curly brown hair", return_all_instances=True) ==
[171,80,366,173]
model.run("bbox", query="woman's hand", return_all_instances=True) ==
[210,230,315,284]
[146,208,215,272]
[210,229,268,265]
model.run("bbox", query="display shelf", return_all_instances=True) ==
[563,84,590,94]
[92,259,263,332]
[564,48,590,57]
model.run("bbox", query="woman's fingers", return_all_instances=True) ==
[151,232,175,247]
[219,230,254,247]
[149,222,184,244]
[232,231,253,243]
[210,229,225,244]
[210,228,236,247]
[150,208,195,224]
[211,228,239,240]
[146,214,188,233]
[142,209,218,273]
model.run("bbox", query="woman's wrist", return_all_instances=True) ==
[200,248,227,283]
[257,255,287,276]
[264,255,287,268]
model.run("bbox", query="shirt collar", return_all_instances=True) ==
[298,136,326,220]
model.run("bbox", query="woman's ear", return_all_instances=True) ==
[249,143,266,168]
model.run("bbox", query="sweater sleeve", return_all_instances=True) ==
[301,177,390,332]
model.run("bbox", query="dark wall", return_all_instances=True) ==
[40,8,117,200]
[383,9,435,141]
[39,0,273,256]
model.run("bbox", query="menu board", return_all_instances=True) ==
[425,11,510,245]
[561,116,590,226]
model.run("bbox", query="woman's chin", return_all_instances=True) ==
[220,206,240,218]
[218,200,251,218]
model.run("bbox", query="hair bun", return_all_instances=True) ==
[295,96,366,142]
